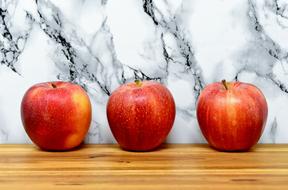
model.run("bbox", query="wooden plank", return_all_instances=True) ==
[0,144,287,189]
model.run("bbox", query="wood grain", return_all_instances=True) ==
[0,144,287,189]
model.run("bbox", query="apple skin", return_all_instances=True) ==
[107,80,176,151]
[21,81,92,151]
[196,80,268,151]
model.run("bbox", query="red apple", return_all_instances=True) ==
[21,81,92,151]
[196,80,268,151]
[107,80,176,151]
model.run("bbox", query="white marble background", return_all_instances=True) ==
[0,0,287,144]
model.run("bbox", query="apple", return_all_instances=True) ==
[107,80,176,151]
[196,80,268,151]
[21,81,92,151]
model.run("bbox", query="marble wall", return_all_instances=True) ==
[0,0,287,144]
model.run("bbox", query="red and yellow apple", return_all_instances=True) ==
[196,80,268,151]
[107,80,176,151]
[21,81,92,151]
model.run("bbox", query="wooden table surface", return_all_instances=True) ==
[0,144,287,189]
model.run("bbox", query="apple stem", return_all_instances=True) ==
[222,80,229,90]
[51,83,57,88]
[135,79,142,87]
